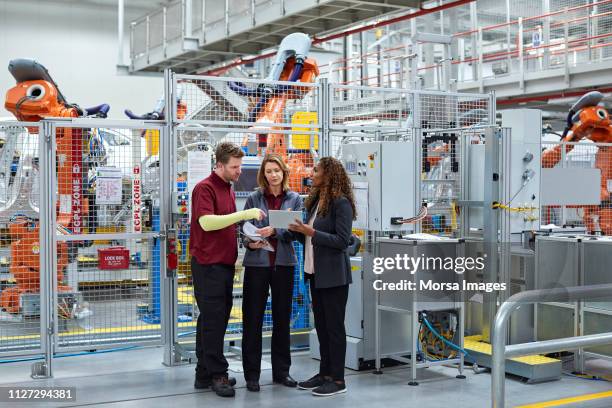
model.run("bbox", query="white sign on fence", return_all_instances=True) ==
[96,167,123,205]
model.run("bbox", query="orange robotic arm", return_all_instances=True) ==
[541,91,612,235]
[542,91,611,168]
[3,59,105,233]
[1,59,101,312]
[542,105,612,168]
[234,36,319,193]
[5,78,81,231]
[259,57,319,160]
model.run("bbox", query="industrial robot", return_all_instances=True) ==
[124,85,186,121]
[1,59,108,315]
[230,32,319,193]
[541,91,612,235]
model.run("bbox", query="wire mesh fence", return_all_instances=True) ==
[54,237,161,350]
[174,75,320,130]
[50,123,164,351]
[415,91,492,131]
[0,123,43,355]
[330,85,413,131]
[541,140,612,235]
[171,73,319,345]
[328,89,492,238]
[51,125,154,237]
[420,128,465,237]
[0,72,495,370]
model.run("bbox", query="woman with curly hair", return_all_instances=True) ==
[288,156,356,397]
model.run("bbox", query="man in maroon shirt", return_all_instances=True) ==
[190,142,264,398]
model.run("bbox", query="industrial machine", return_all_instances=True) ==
[124,85,186,121]
[541,91,612,235]
[342,141,418,231]
[231,32,319,193]
[531,94,612,371]
[1,58,108,316]
[310,140,467,379]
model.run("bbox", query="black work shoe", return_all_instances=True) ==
[312,381,347,397]
[246,380,260,392]
[194,376,236,389]
[297,374,326,390]
[273,375,298,388]
[211,377,235,397]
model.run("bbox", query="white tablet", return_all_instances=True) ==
[268,210,303,229]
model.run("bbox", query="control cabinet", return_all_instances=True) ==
[341,141,418,231]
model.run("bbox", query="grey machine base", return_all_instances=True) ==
[309,330,406,371]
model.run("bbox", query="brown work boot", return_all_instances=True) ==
[211,376,235,397]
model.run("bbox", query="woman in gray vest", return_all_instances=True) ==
[241,154,303,392]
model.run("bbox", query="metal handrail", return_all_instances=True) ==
[491,284,612,408]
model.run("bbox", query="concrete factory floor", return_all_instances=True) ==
[0,346,610,407]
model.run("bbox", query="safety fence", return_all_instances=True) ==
[0,119,168,377]
[166,74,494,362]
[0,122,43,357]
[168,73,319,362]
[0,75,494,376]
[540,140,612,235]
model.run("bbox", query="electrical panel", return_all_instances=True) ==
[342,141,417,231]
[501,109,542,233]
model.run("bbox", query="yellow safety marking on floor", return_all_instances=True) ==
[0,321,199,341]
[1,283,250,341]
[515,390,612,408]
[0,305,249,341]
[464,335,559,365]
[177,329,313,344]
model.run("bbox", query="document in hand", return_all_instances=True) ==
[242,222,274,252]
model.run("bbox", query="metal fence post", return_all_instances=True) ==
[33,120,54,379]
[319,78,330,158]
[518,17,524,90]
[162,69,179,366]
[477,27,484,92]
[482,126,500,344]
[564,8,570,86]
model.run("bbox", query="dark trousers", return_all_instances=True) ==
[309,277,349,381]
[241,265,294,381]
[192,258,235,379]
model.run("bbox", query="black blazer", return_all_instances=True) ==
[297,196,354,289]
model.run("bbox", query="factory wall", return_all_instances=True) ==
[0,0,162,119]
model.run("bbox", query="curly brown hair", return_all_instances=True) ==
[305,157,357,219]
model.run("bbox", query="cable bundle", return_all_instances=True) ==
[398,205,428,224]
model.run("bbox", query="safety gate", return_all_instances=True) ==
[44,119,169,375]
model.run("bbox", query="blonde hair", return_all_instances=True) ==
[257,154,290,192]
